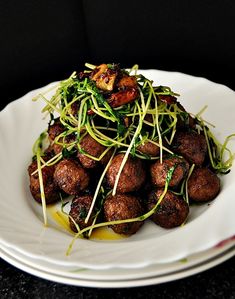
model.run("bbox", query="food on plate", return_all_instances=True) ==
[28,152,60,204]
[69,195,95,232]
[172,131,208,166]
[48,120,76,155]
[187,167,220,202]
[77,134,111,168]
[150,156,189,188]
[28,63,234,249]
[104,194,144,235]
[106,153,146,193]
[53,158,89,195]
[137,140,160,156]
[147,189,189,228]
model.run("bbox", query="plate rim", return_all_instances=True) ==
[1,243,234,288]
[0,69,235,270]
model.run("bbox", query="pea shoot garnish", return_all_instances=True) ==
[28,63,235,254]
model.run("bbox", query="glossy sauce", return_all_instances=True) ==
[47,206,74,234]
[90,226,126,240]
[48,206,126,240]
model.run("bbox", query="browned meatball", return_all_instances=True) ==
[28,160,60,204]
[53,134,76,155]
[70,102,79,117]
[77,134,111,168]
[187,167,220,202]
[48,119,76,155]
[150,156,189,188]
[104,194,144,235]
[54,159,89,195]
[106,153,146,193]
[159,95,177,104]
[137,141,160,157]
[147,189,189,228]
[48,119,65,143]
[176,102,196,129]
[69,195,95,232]
[144,113,154,124]
[172,131,207,166]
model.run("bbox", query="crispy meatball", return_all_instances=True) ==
[172,131,207,166]
[28,160,59,204]
[144,113,154,125]
[54,159,89,195]
[53,134,76,155]
[69,195,95,232]
[104,194,144,235]
[70,102,79,117]
[147,189,189,228]
[77,134,111,168]
[187,167,220,202]
[106,153,146,193]
[137,141,160,157]
[48,118,76,155]
[176,103,196,129]
[150,156,189,188]
[159,95,177,104]
[48,119,65,143]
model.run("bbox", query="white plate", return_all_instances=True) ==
[0,70,235,270]
[1,239,234,287]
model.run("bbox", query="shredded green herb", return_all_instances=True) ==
[31,63,235,251]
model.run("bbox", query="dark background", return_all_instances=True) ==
[0,0,234,111]
[0,1,235,297]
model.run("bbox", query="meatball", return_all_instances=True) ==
[77,134,111,168]
[137,141,160,157]
[104,194,144,235]
[48,119,65,143]
[53,134,76,155]
[147,189,189,228]
[48,119,76,155]
[187,167,220,202]
[159,95,177,104]
[28,159,59,204]
[69,195,95,232]
[176,102,196,129]
[70,102,79,117]
[150,156,189,188]
[172,131,207,166]
[106,153,146,193]
[54,158,89,195]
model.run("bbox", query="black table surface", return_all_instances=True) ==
[1,255,235,299]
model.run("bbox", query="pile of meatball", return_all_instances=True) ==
[28,64,221,237]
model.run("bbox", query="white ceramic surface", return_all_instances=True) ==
[0,70,234,270]
[1,239,234,288]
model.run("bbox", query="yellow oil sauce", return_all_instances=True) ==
[47,206,74,234]
[90,226,126,241]
[47,206,126,241]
